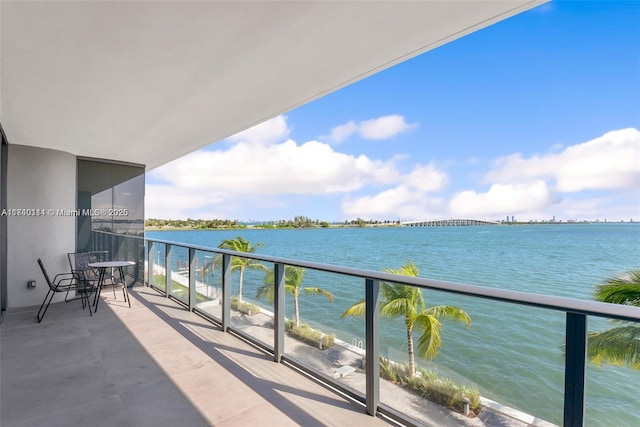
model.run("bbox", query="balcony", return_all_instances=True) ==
[3,236,639,427]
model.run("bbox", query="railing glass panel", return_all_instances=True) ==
[379,288,566,426]
[167,245,189,304]
[228,257,274,350]
[194,249,223,321]
[279,270,367,398]
[150,241,166,292]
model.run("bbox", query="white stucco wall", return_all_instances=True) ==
[7,145,76,308]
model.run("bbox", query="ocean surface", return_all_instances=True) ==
[147,223,640,426]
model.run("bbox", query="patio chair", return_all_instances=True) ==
[68,251,116,299]
[36,258,93,322]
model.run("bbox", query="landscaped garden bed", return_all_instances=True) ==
[285,320,335,350]
[380,357,480,417]
[230,297,261,315]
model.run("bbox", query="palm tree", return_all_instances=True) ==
[218,237,269,303]
[256,266,333,327]
[588,270,640,370]
[342,261,471,377]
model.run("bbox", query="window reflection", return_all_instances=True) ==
[77,159,145,283]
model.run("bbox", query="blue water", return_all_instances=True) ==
[147,224,640,426]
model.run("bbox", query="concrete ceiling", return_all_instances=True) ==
[0,1,545,170]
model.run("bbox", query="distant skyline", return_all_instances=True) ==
[146,1,640,223]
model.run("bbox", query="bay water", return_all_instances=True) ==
[147,223,640,426]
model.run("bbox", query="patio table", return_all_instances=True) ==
[88,261,134,312]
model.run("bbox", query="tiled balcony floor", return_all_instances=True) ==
[0,285,391,427]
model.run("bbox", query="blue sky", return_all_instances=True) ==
[147,1,640,222]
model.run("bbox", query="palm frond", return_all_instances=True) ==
[342,300,366,318]
[303,287,334,302]
[255,283,275,303]
[384,261,420,278]
[380,282,425,312]
[381,298,415,319]
[415,315,442,360]
[587,325,640,370]
[219,236,263,252]
[594,270,640,306]
[425,305,471,327]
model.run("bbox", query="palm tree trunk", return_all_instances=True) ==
[294,295,300,327]
[406,325,415,377]
[238,267,244,303]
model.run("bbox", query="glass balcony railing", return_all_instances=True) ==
[144,237,640,427]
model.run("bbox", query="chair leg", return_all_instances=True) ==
[93,280,102,307]
[85,286,93,317]
[122,286,131,308]
[36,289,55,323]
[119,267,131,308]
[80,291,85,309]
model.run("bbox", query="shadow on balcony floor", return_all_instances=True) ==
[0,285,391,427]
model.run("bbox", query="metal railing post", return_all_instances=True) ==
[188,248,196,311]
[165,244,172,298]
[564,312,587,427]
[274,262,285,363]
[147,241,154,287]
[221,254,231,332]
[365,278,380,416]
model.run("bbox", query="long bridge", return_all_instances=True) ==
[402,219,501,227]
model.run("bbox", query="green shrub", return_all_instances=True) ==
[285,320,335,349]
[379,357,480,415]
[230,297,260,315]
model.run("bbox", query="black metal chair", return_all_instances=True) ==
[68,251,116,299]
[36,258,93,323]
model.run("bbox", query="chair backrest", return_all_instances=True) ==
[37,258,56,291]
[68,252,99,281]
[89,250,110,263]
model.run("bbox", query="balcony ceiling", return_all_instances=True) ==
[0,1,544,170]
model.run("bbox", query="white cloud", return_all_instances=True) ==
[359,115,418,139]
[147,115,407,219]
[326,121,358,143]
[484,128,640,192]
[226,115,290,145]
[555,195,640,222]
[147,120,639,222]
[150,139,400,197]
[325,114,418,143]
[342,185,447,220]
[445,128,640,221]
[340,163,450,220]
[449,181,560,218]
[403,163,448,192]
[343,186,415,217]
[145,183,227,219]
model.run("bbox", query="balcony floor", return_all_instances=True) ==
[0,285,391,427]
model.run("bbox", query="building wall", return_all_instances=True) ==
[7,145,76,308]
